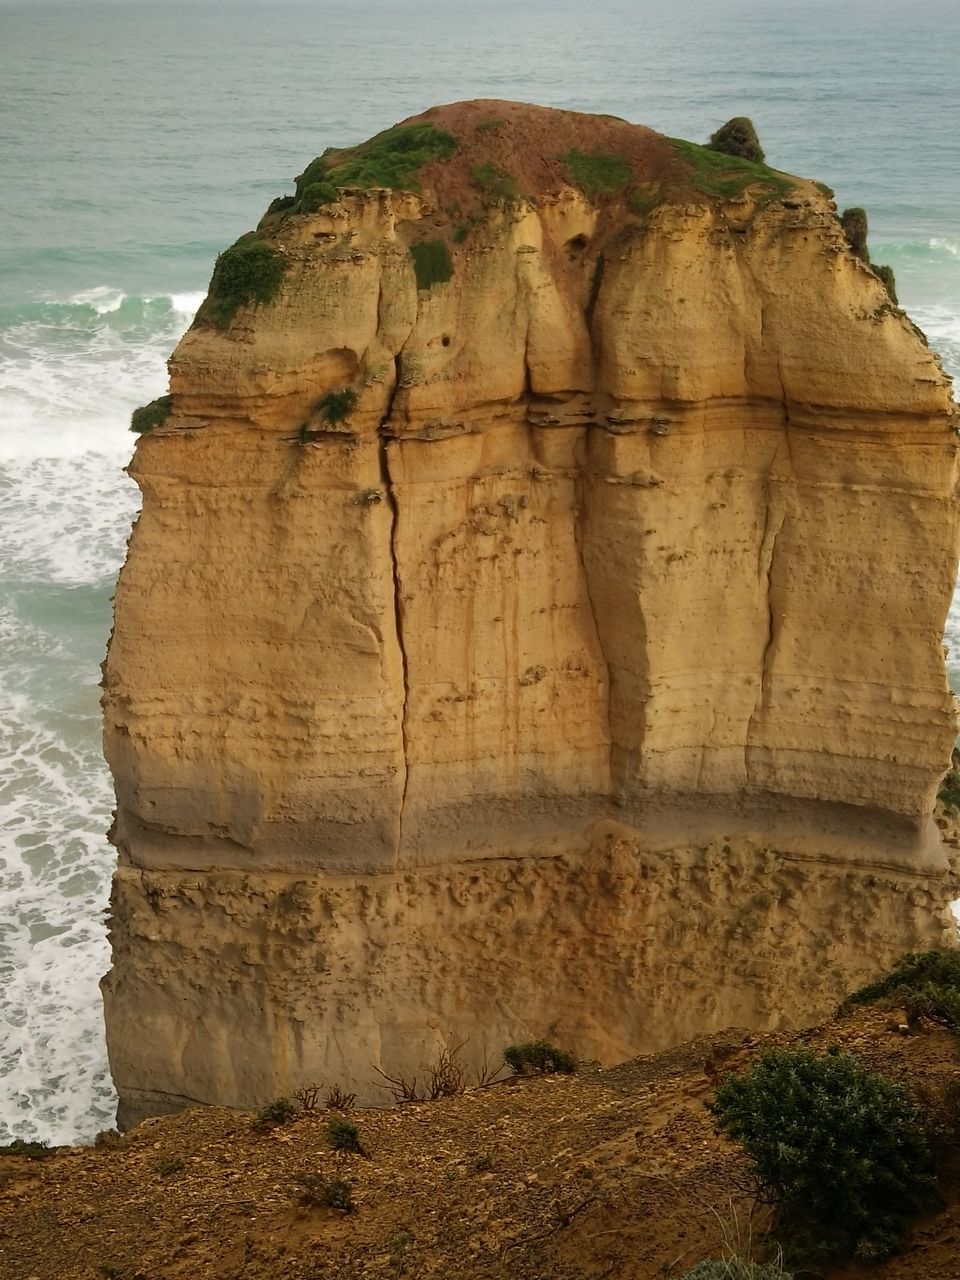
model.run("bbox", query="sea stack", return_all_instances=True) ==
[101,100,960,1126]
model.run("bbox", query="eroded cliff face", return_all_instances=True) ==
[102,101,960,1124]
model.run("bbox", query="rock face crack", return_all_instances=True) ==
[746,340,795,769]
[381,351,411,862]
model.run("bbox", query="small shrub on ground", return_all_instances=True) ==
[844,948,960,1029]
[293,1083,323,1112]
[503,1040,576,1075]
[682,1262,789,1280]
[327,1117,364,1153]
[559,148,633,199]
[200,235,285,328]
[409,240,453,291]
[294,1172,355,1211]
[154,1155,185,1177]
[427,1042,467,1099]
[130,394,172,435]
[0,1138,52,1160]
[707,116,765,164]
[709,1046,936,1260]
[325,1084,357,1111]
[252,1097,298,1132]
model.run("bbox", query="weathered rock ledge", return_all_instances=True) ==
[102,100,960,1123]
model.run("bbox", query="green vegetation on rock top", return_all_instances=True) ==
[707,116,765,164]
[130,394,173,435]
[559,148,633,199]
[291,123,457,212]
[470,161,520,201]
[670,138,792,201]
[198,235,286,329]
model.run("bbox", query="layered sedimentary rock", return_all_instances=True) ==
[102,101,960,1125]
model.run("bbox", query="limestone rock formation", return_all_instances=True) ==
[102,101,960,1125]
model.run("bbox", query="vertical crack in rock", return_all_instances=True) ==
[381,345,411,861]
[746,334,795,772]
[573,424,618,799]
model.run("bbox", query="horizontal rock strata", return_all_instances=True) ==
[102,100,960,1122]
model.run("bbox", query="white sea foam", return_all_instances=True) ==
[0,289,197,1142]
[168,290,206,317]
[68,285,126,314]
[0,610,121,1143]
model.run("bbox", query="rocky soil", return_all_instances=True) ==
[3,1001,960,1280]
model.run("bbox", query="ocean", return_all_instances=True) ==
[2,0,959,1144]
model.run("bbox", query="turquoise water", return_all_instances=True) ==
[2,0,959,1143]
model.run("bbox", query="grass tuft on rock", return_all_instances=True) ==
[559,148,633,199]
[670,138,791,201]
[290,124,457,214]
[130,394,172,435]
[317,388,358,425]
[198,235,286,328]
[470,161,520,201]
[410,240,453,291]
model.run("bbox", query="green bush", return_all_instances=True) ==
[0,1138,52,1160]
[295,1172,354,1211]
[154,1155,185,1177]
[873,263,898,304]
[503,1040,576,1075]
[409,240,453,291]
[130,394,172,435]
[327,1117,364,1153]
[266,195,296,214]
[708,117,765,164]
[844,949,960,1029]
[252,1097,298,1132]
[202,235,285,328]
[293,124,457,209]
[683,1262,790,1280]
[838,207,897,302]
[709,1047,935,1259]
[297,181,339,213]
[840,207,869,261]
[559,148,633,199]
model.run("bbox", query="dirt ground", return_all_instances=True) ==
[2,1003,960,1280]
